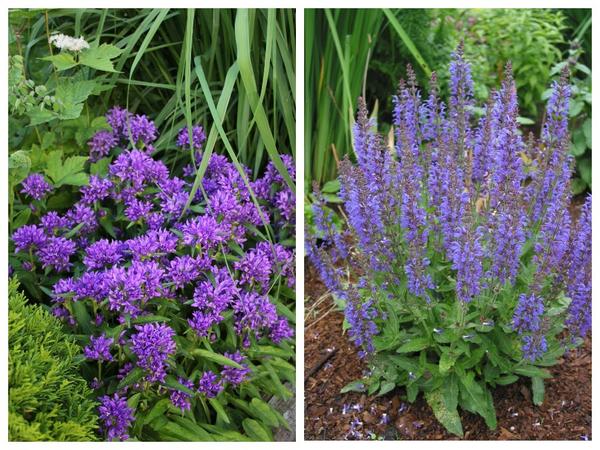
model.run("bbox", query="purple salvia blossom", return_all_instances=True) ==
[565,195,592,339]
[513,293,547,361]
[344,288,378,358]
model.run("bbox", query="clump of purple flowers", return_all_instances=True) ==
[10,107,295,441]
[308,45,591,370]
[20,173,53,200]
[98,393,135,441]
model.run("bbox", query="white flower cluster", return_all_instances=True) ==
[48,33,90,52]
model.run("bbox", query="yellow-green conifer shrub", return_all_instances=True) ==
[9,278,99,441]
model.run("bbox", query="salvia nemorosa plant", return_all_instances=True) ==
[10,107,295,441]
[307,44,591,437]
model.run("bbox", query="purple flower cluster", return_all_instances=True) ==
[98,393,135,441]
[88,107,159,162]
[84,334,113,361]
[308,45,591,362]
[20,173,52,200]
[11,108,295,441]
[129,323,176,382]
[169,377,195,412]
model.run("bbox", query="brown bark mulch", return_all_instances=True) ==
[304,262,592,441]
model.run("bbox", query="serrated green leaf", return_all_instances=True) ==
[40,53,78,71]
[79,44,123,72]
[425,389,463,437]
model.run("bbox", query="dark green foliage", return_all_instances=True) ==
[8,278,99,441]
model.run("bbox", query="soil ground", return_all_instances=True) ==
[304,262,592,441]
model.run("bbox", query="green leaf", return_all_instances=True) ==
[79,44,123,72]
[582,118,592,148]
[162,419,214,441]
[191,349,243,368]
[439,351,458,374]
[209,397,231,424]
[443,373,459,411]
[425,389,463,437]
[532,377,545,406]
[44,152,89,187]
[496,374,519,385]
[514,365,551,379]
[12,208,31,229]
[164,375,195,395]
[321,179,340,193]
[55,79,96,111]
[72,301,92,335]
[242,418,273,441]
[578,158,591,185]
[572,178,588,195]
[127,392,142,410]
[117,367,144,390]
[9,150,31,185]
[458,373,497,429]
[40,53,78,71]
[249,398,279,428]
[378,381,395,397]
[516,116,535,125]
[143,398,171,425]
[397,337,430,353]
[131,315,171,324]
[340,380,366,393]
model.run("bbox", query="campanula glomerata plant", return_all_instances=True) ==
[10,106,296,441]
[307,44,591,436]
